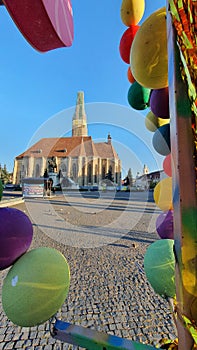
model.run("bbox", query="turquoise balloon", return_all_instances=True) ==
[152,123,171,156]
[144,239,175,298]
[128,81,151,110]
[2,247,70,327]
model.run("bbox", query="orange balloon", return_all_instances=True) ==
[154,177,173,211]
[127,67,135,83]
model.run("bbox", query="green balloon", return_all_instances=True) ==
[0,180,3,201]
[144,239,175,298]
[128,82,151,110]
[2,247,70,327]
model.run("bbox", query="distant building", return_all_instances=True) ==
[135,169,167,190]
[13,91,121,187]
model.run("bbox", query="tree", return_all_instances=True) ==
[127,168,133,187]
[123,168,133,187]
[0,164,10,184]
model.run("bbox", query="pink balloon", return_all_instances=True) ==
[156,210,174,239]
[42,0,74,47]
[163,154,172,177]
[3,0,74,52]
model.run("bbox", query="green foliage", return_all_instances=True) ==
[182,315,197,345]
[0,164,10,184]
[127,168,133,186]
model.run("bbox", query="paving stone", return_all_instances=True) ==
[0,198,177,349]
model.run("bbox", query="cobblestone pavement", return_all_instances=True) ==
[0,192,177,349]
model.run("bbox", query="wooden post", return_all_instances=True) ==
[167,8,197,350]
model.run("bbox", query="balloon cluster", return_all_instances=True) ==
[119,4,176,299]
[0,193,70,327]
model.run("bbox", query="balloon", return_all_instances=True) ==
[154,177,173,211]
[152,123,171,156]
[119,25,139,64]
[2,247,70,327]
[163,154,172,177]
[144,239,175,298]
[0,179,3,201]
[145,111,169,132]
[0,208,33,270]
[127,66,135,83]
[150,87,169,119]
[128,82,151,110]
[120,0,145,26]
[156,210,174,239]
[3,0,74,52]
[130,7,168,89]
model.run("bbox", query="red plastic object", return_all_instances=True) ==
[2,0,74,52]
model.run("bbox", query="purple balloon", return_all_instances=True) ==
[156,210,174,239]
[0,208,33,270]
[150,87,169,119]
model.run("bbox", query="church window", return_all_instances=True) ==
[21,164,25,175]
[88,163,92,183]
[61,164,67,174]
[102,166,106,180]
[94,164,98,183]
[72,163,77,180]
[35,164,40,177]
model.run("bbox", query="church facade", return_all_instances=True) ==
[13,92,122,187]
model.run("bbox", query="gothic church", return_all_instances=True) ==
[13,92,122,187]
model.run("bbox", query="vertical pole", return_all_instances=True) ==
[167,7,197,350]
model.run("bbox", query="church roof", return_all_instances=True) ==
[16,136,119,160]
[94,142,119,159]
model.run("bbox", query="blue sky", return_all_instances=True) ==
[0,0,166,177]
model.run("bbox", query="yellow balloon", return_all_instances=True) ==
[154,177,173,211]
[130,7,168,89]
[145,111,169,132]
[120,0,145,26]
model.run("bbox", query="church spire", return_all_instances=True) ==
[72,91,88,137]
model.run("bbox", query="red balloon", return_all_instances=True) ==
[150,87,169,119]
[119,25,139,64]
[163,154,172,177]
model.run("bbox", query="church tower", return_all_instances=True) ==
[143,164,149,174]
[72,91,88,137]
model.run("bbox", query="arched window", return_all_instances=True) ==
[61,164,67,174]
[21,164,25,176]
[35,164,40,177]
[88,163,92,183]
[72,163,77,180]
[94,164,98,183]
[82,158,85,186]
[102,166,106,180]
